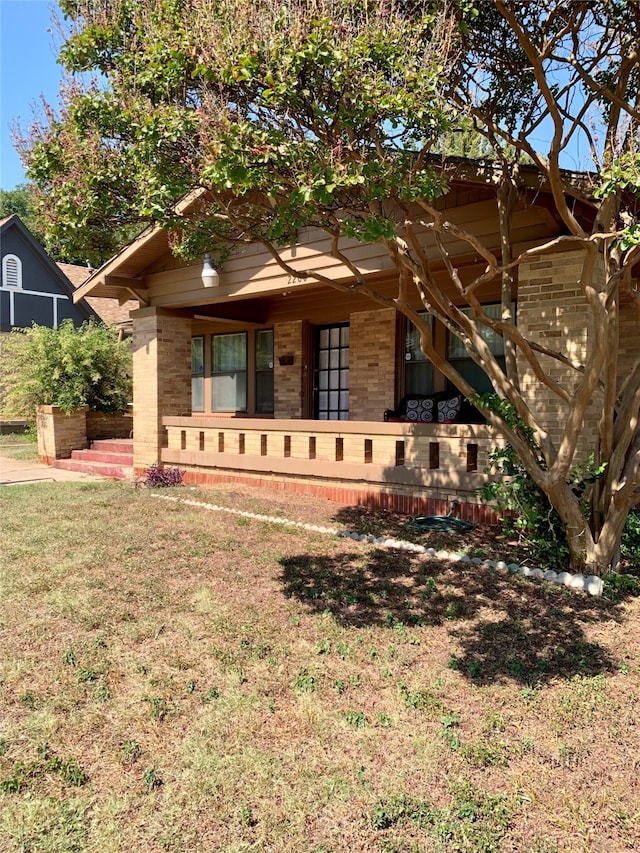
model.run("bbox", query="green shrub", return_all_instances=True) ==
[602,571,640,602]
[0,319,131,418]
[480,457,571,570]
[621,510,640,565]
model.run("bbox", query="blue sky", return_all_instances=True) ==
[1,0,64,190]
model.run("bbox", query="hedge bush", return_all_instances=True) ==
[0,320,132,418]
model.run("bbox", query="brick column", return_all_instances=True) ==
[131,307,192,470]
[517,249,605,459]
[36,405,88,463]
[274,321,307,418]
[617,302,640,384]
[349,308,397,421]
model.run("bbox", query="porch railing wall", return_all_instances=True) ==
[160,417,505,515]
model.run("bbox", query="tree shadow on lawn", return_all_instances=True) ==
[278,547,622,686]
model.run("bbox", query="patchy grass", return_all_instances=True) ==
[0,480,639,852]
[0,429,37,461]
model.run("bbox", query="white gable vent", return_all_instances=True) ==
[2,254,22,289]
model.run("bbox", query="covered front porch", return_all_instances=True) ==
[160,415,503,522]
[128,304,505,520]
[73,187,581,519]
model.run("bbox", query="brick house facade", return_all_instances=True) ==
[71,167,639,517]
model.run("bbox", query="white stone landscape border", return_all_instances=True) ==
[150,493,604,597]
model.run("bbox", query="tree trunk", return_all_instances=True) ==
[554,488,628,575]
[592,502,632,575]
[547,482,595,573]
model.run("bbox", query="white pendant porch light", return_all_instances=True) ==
[201,254,220,287]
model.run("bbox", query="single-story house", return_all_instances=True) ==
[71,160,639,519]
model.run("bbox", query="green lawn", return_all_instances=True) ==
[0,480,638,852]
[0,430,37,461]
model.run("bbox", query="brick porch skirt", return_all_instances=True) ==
[136,465,499,525]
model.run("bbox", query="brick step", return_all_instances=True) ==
[90,439,134,455]
[53,457,133,480]
[71,448,134,465]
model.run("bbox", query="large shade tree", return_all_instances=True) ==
[16,0,640,572]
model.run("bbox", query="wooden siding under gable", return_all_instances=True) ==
[144,197,555,314]
[77,175,564,313]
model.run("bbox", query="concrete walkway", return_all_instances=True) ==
[0,455,106,485]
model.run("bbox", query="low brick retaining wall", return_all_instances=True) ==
[37,406,132,463]
[37,406,88,464]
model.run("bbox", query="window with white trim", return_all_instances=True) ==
[447,303,511,395]
[2,254,22,289]
[403,312,434,396]
[212,332,247,412]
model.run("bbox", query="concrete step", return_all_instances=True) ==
[90,439,134,454]
[53,457,133,480]
[71,448,134,465]
[51,438,134,480]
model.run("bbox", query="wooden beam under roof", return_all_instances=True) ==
[193,314,266,328]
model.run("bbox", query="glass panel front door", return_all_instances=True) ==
[314,323,349,420]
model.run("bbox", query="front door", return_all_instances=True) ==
[314,323,349,420]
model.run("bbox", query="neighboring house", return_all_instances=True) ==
[73,163,639,518]
[0,215,136,335]
[0,214,100,332]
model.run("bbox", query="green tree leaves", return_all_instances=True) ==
[0,185,40,237]
[16,0,459,261]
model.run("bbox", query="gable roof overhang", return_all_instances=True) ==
[72,189,208,307]
[72,160,599,310]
